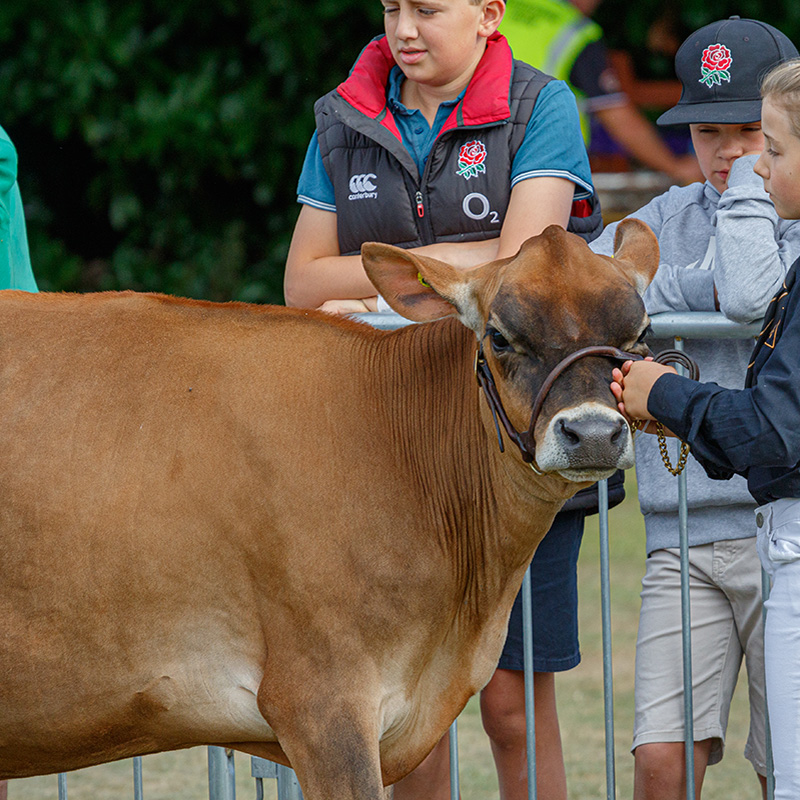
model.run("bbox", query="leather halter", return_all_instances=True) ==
[474,339,698,471]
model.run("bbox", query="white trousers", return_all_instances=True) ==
[756,498,800,800]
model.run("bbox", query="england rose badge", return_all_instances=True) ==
[456,140,487,180]
[699,44,733,87]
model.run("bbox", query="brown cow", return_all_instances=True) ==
[0,220,657,799]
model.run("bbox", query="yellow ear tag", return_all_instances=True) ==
[417,272,431,288]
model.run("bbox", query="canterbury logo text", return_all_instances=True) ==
[348,173,378,200]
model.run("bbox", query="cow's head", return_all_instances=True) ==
[362,219,658,482]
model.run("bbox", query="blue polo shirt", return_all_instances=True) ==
[298,68,593,211]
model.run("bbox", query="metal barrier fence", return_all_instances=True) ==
[36,311,766,800]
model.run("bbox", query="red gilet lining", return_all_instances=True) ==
[336,32,514,143]
[334,32,592,220]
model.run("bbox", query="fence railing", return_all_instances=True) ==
[33,311,766,800]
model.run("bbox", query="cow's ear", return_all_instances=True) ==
[611,219,660,296]
[361,242,475,324]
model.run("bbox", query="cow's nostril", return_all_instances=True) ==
[559,418,581,446]
[610,417,626,445]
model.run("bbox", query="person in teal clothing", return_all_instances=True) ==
[0,123,33,800]
[0,124,36,293]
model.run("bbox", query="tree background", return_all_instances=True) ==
[2,1,799,304]
[595,0,800,80]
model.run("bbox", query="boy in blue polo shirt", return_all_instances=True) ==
[284,2,603,798]
[284,0,599,313]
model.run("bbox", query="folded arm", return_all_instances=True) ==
[283,176,575,310]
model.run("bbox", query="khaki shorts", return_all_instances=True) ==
[633,539,767,774]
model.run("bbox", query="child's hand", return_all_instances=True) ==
[317,298,376,315]
[610,360,676,421]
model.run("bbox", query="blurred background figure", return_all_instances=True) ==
[0,124,36,293]
[501,0,703,185]
[0,119,35,800]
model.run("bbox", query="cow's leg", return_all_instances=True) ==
[261,696,385,800]
[285,731,384,800]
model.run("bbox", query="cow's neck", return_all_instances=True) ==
[369,319,571,624]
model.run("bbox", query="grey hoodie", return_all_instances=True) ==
[591,154,800,553]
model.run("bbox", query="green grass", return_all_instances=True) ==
[8,476,763,799]
[7,749,272,800]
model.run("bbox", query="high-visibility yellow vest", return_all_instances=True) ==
[500,0,603,142]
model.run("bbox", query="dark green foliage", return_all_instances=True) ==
[595,1,800,80]
[0,0,381,302]
[3,1,796,303]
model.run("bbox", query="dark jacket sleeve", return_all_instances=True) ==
[648,304,800,477]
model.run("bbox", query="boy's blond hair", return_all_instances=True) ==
[762,58,800,138]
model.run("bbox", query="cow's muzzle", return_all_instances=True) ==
[537,402,634,481]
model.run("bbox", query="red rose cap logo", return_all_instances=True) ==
[456,140,487,180]
[699,43,733,87]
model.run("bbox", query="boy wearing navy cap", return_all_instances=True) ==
[591,17,800,800]
[613,55,800,800]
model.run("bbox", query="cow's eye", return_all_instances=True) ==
[487,327,513,354]
[637,324,652,344]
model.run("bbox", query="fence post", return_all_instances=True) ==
[133,756,143,800]
[522,565,537,800]
[207,747,236,800]
[276,764,304,800]
[598,478,616,800]
[672,337,696,800]
[448,721,460,800]
[251,755,305,800]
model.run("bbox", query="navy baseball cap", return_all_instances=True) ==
[658,17,799,126]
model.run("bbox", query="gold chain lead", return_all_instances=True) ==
[655,422,690,475]
[629,419,690,476]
